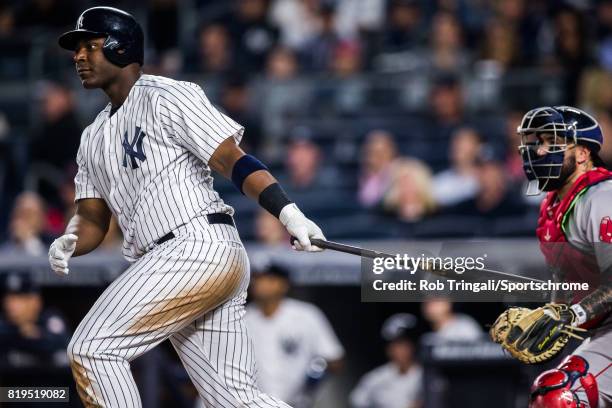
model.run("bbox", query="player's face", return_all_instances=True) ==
[386,339,414,367]
[250,275,289,302]
[2,293,42,325]
[73,38,122,89]
[535,133,577,191]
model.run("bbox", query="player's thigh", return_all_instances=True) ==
[70,236,249,356]
[170,291,258,396]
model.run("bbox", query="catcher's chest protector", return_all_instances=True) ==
[536,168,612,305]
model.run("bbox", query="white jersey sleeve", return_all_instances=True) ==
[306,305,345,361]
[158,82,244,165]
[74,126,103,201]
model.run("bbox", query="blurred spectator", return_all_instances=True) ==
[269,0,320,49]
[381,0,425,52]
[256,46,311,153]
[427,11,469,73]
[313,40,366,114]
[0,4,14,38]
[551,6,592,104]
[330,40,364,78]
[0,192,49,256]
[350,313,423,408]
[224,0,279,72]
[358,130,398,207]
[220,76,263,153]
[383,158,436,222]
[303,2,341,72]
[281,129,339,192]
[596,0,612,71]
[421,298,482,343]
[14,0,76,30]
[246,264,344,406]
[266,45,299,79]
[254,209,289,246]
[0,272,70,369]
[428,73,466,129]
[147,0,178,55]
[596,110,612,167]
[147,0,180,74]
[45,174,75,236]
[334,0,386,40]
[196,23,234,77]
[479,18,522,72]
[31,81,80,169]
[579,68,612,113]
[503,110,526,187]
[447,160,525,218]
[29,81,81,205]
[493,0,544,62]
[431,127,482,207]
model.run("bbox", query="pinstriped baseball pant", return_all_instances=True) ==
[67,218,291,408]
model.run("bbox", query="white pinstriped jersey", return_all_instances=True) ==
[74,74,244,261]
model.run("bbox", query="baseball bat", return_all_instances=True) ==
[292,237,546,284]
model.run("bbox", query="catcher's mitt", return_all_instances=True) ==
[489,303,587,364]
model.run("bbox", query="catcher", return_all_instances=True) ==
[490,106,612,408]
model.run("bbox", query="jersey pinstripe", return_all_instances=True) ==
[74,74,244,261]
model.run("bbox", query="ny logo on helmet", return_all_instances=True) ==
[122,126,146,169]
[76,14,84,29]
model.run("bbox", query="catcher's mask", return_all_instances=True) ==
[517,107,576,195]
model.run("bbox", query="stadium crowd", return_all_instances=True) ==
[1,0,612,243]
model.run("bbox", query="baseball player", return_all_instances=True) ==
[492,106,612,408]
[48,7,325,407]
[349,313,423,408]
[245,264,344,406]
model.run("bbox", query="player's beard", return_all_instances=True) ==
[538,153,576,192]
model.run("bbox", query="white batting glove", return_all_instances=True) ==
[48,234,78,276]
[279,203,325,252]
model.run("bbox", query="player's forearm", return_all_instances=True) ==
[576,281,612,322]
[208,139,292,216]
[242,170,277,200]
[65,213,109,256]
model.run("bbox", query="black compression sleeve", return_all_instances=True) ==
[258,183,293,218]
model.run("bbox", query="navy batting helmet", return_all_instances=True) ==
[58,7,144,67]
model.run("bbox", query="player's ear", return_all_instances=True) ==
[575,144,590,165]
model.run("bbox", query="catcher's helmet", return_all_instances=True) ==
[58,7,144,67]
[553,106,603,152]
[517,107,575,194]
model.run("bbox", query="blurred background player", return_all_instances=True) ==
[421,297,482,343]
[350,313,423,408]
[246,263,344,407]
[0,272,69,369]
